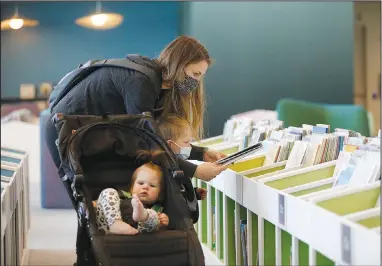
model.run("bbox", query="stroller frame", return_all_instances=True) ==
[52,112,203,266]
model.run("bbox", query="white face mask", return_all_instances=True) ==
[172,142,192,160]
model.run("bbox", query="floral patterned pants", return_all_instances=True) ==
[95,188,159,234]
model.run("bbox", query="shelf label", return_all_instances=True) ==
[278,194,286,227]
[341,223,352,265]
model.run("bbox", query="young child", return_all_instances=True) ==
[95,151,169,235]
[157,115,207,201]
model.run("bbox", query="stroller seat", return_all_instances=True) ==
[53,113,204,266]
[102,231,189,265]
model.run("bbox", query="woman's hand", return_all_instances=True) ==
[194,162,227,182]
[158,213,169,227]
[203,149,227,163]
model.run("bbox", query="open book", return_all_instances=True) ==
[216,142,263,166]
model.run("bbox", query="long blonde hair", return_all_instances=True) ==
[155,36,211,140]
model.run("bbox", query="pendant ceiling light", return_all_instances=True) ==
[1,6,39,31]
[75,1,123,30]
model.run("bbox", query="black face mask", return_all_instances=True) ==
[174,75,199,95]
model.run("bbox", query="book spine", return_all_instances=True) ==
[212,206,216,250]
[240,220,248,266]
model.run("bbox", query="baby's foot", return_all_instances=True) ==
[131,194,149,222]
[109,220,138,235]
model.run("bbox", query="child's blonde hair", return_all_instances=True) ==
[157,114,193,141]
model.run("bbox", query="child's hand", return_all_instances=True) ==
[158,213,169,227]
[196,188,207,200]
[203,149,227,163]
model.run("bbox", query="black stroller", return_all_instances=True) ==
[52,112,205,266]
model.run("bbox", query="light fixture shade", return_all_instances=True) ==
[1,17,39,30]
[75,13,123,30]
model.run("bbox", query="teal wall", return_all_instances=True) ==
[182,2,354,136]
[1,1,181,98]
[1,2,355,138]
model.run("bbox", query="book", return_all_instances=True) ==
[285,141,308,169]
[335,128,361,137]
[212,206,216,250]
[312,126,329,134]
[333,150,380,187]
[316,124,331,133]
[249,127,266,146]
[344,144,359,152]
[223,119,236,142]
[333,151,352,177]
[333,164,357,187]
[1,176,12,183]
[348,137,366,146]
[233,119,253,140]
[269,130,284,141]
[240,220,248,266]
[349,151,380,186]
[262,140,280,165]
[216,142,263,166]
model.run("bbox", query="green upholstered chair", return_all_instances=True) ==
[276,98,370,136]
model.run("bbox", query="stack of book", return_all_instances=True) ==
[223,121,371,173]
[240,219,259,266]
[262,124,362,169]
[262,138,295,165]
[299,124,358,167]
[332,138,381,187]
[249,120,284,145]
[303,134,342,166]
[259,126,310,166]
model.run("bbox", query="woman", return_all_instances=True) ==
[46,35,226,183]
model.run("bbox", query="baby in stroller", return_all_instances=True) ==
[94,115,206,236]
[54,113,207,266]
[94,150,169,235]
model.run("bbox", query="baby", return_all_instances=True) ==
[157,114,207,201]
[95,151,169,235]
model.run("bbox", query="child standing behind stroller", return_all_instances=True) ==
[157,114,208,201]
[95,151,169,235]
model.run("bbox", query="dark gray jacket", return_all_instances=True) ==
[51,56,205,177]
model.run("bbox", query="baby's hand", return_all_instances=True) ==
[158,213,169,227]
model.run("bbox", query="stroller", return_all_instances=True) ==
[52,112,205,266]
